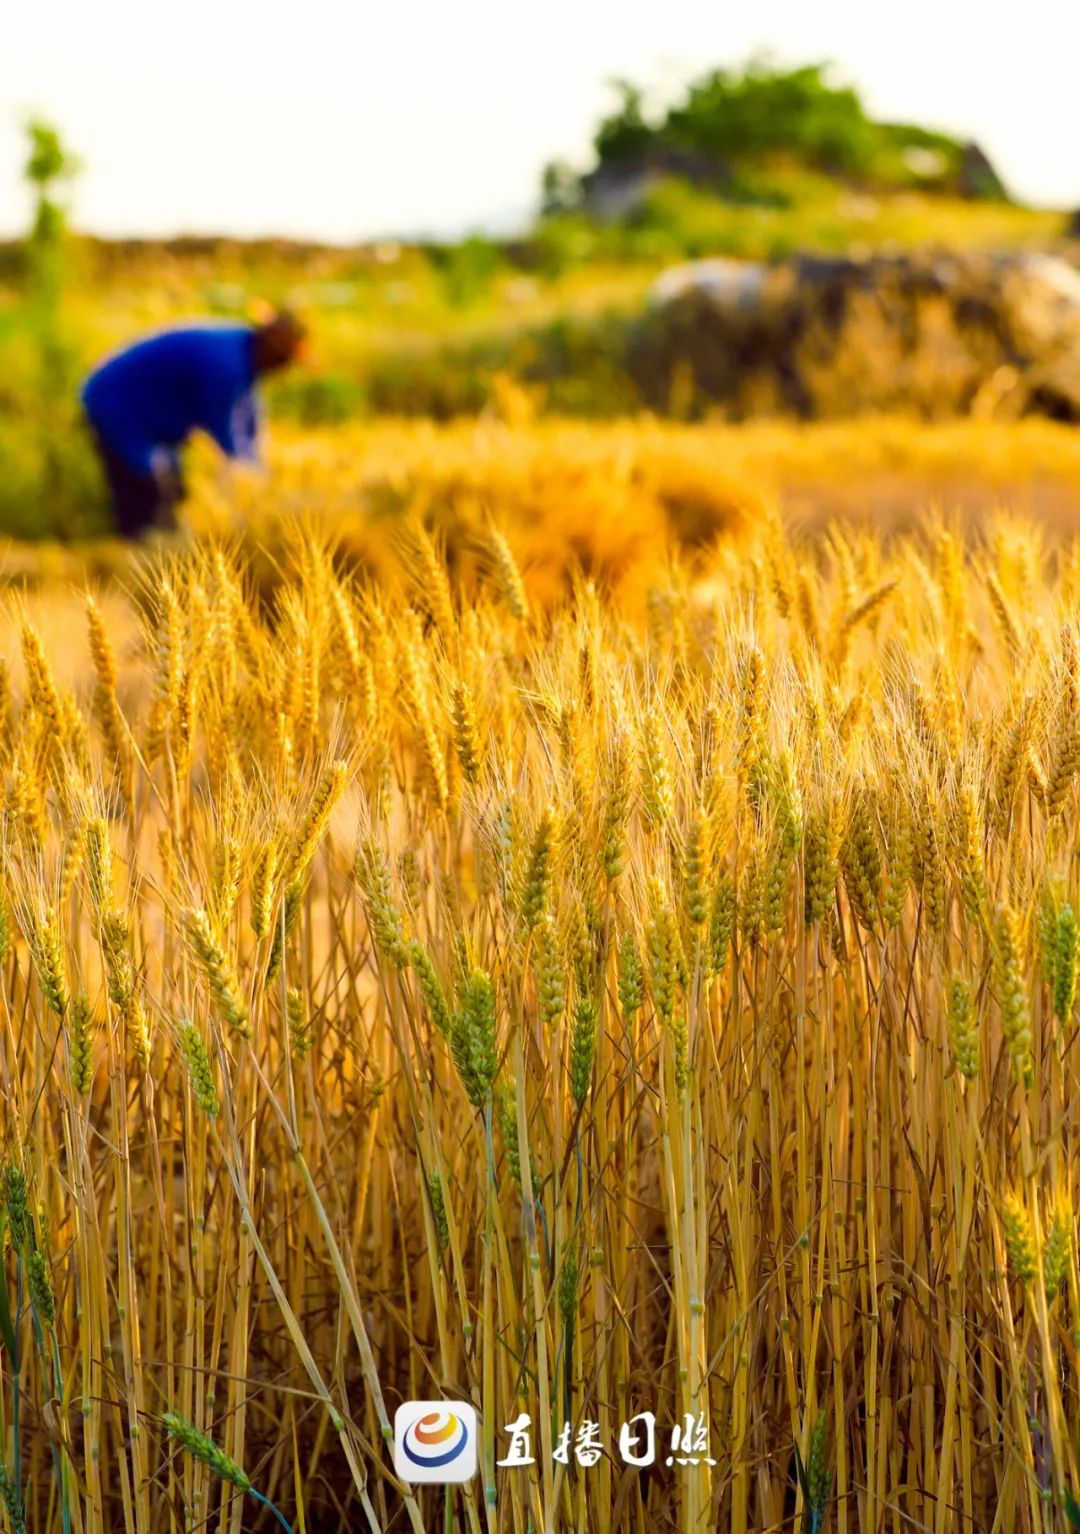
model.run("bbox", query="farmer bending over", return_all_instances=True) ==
[82,311,306,538]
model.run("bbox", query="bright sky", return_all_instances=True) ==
[1,0,1078,242]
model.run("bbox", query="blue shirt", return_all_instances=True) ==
[82,324,261,475]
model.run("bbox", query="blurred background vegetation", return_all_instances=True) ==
[0,58,1076,539]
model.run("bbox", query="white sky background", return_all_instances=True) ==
[1,0,1078,242]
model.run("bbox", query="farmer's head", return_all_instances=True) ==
[253,309,307,375]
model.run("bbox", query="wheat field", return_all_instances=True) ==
[3,501,1080,1533]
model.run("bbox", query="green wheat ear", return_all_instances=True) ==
[161,1410,296,1533]
[161,1411,251,1490]
[0,1458,25,1534]
[1062,1485,1080,1528]
[793,1409,832,1534]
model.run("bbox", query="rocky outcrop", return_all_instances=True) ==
[958,141,1009,200]
[580,149,731,221]
[631,249,1080,421]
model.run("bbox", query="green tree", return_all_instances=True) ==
[663,60,875,174]
[24,117,81,284]
[540,160,580,217]
[582,57,970,189]
[593,80,656,167]
[16,118,98,538]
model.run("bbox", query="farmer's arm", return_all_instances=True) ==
[204,382,262,464]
